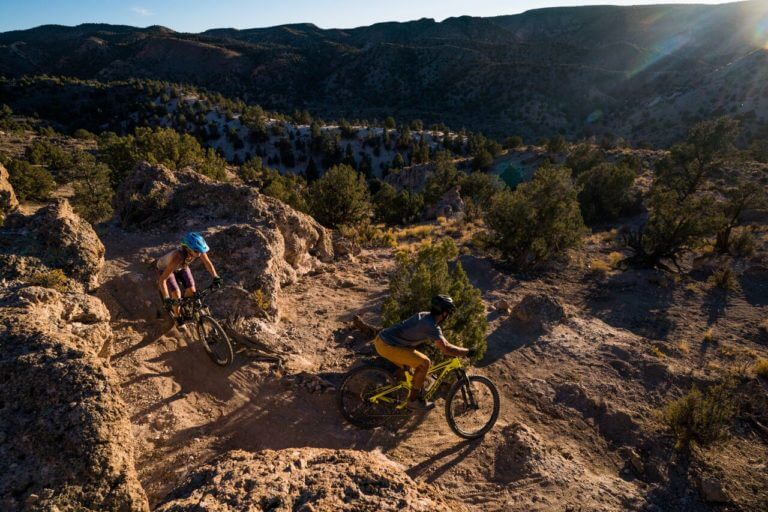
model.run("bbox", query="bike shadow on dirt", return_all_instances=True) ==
[406,439,482,483]
[128,339,254,421]
[154,377,434,457]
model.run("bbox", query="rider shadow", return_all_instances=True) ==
[155,378,433,458]
[129,340,248,421]
[479,316,541,366]
[406,439,482,483]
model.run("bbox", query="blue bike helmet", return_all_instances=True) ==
[181,232,209,253]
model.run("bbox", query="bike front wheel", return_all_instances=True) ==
[445,374,500,439]
[197,315,234,367]
[337,364,406,429]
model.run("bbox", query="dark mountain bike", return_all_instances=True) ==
[172,286,234,366]
[337,356,500,439]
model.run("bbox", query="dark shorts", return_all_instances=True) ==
[164,267,195,295]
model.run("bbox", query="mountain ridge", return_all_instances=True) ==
[1,0,766,144]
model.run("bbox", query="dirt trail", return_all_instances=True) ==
[93,231,668,510]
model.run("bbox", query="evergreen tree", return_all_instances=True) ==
[486,164,586,269]
[308,164,372,227]
[70,151,114,223]
[305,158,320,182]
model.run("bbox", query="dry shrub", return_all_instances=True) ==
[707,264,737,291]
[753,358,768,379]
[338,222,396,249]
[662,380,737,449]
[26,269,69,292]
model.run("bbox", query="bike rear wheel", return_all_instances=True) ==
[337,364,406,429]
[197,315,234,367]
[445,374,500,439]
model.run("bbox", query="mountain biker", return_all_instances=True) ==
[157,232,222,326]
[373,295,475,411]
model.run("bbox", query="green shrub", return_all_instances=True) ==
[373,182,423,225]
[263,174,309,213]
[424,152,460,205]
[240,157,309,212]
[486,164,586,268]
[382,238,487,361]
[72,128,95,140]
[309,164,371,228]
[472,149,493,171]
[577,163,637,224]
[662,380,737,448]
[546,134,567,154]
[565,143,604,176]
[714,181,767,254]
[459,172,506,209]
[26,269,70,292]
[98,127,226,184]
[504,136,524,149]
[23,140,74,180]
[70,151,114,223]
[7,159,56,201]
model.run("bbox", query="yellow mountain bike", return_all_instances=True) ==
[337,356,499,439]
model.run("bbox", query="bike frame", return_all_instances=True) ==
[178,287,214,324]
[367,357,466,410]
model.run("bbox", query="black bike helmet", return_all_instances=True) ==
[431,294,456,315]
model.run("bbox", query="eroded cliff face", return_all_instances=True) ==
[0,200,148,511]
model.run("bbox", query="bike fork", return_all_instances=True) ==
[459,371,479,409]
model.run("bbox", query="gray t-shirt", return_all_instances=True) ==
[379,312,443,348]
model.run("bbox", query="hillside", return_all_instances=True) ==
[2,1,768,144]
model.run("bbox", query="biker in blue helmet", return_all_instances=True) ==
[156,232,222,326]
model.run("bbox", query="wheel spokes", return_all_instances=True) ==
[450,380,496,435]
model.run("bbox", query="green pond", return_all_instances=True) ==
[494,160,524,188]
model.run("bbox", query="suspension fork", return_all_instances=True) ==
[457,369,478,409]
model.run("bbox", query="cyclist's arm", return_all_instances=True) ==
[157,253,182,298]
[435,336,470,357]
[199,253,219,279]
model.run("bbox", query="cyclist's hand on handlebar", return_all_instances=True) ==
[465,348,477,358]
[212,276,223,289]
[163,297,177,311]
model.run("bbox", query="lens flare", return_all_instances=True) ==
[755,15,768,49]
[627,33,689,78]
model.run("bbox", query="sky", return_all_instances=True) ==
[0,0,732,32]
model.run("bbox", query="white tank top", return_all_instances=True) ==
[156,248,196,272]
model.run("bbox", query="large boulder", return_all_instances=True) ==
[423,185,464,220]
[1,199,105,291]
[0,284,148,511]
[115,163,334,320]
[511,293,565,331]
[0,162,19,217]
[156,448,459,512]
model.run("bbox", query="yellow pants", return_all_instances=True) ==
[373,336,429,369]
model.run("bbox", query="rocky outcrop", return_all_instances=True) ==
[157,448,459,512]
[115,163,333,320]
[0,284,148,511]
[0,163,19,217]
[511,293,565,331]
[1,199,105,291]
[423,185,464,220]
